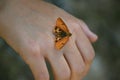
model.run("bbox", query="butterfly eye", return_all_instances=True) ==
[56,37,61,41]
[56,28,60,32]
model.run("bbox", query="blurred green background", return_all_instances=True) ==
[0,0,120,80]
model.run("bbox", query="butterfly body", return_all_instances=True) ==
[53,18,72,50]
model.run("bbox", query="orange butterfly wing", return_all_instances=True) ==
[54,17,72,50]
[55,36,69,50]
[56,17,69,33]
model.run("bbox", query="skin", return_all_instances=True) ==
[0,0,98,80]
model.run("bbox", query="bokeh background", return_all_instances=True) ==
[0,0,120,80]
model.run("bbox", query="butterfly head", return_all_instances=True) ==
[68,33,72,37]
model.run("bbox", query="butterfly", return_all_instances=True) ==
[53,17,72,50]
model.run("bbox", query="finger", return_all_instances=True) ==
[46,52,70,80]
[75,27,95,64]
[80,64,91,78]
[79,20,98,43]
[25,55,49,80]
[63,39,85,80]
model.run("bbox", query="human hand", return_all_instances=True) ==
[0,0,97,80]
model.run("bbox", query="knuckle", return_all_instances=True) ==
[71,23,82,38]
[74,63,86,75]
[87,49,95,63]
[78,19,88,28]
[91,51,95,60]
[72,23,81,32]
[28,46,40,58]
[19,40,42,64]
[24,40,41,59]
[59,69,71,80]
[37,72,49,80]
